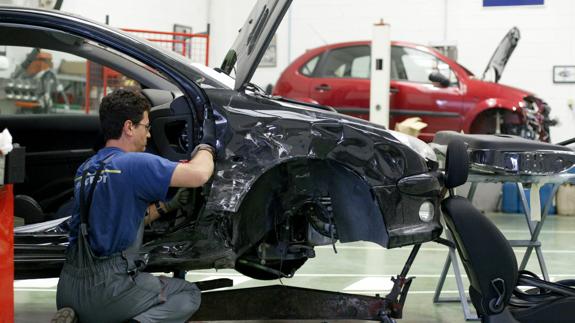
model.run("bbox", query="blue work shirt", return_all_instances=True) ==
[68,146,178,256]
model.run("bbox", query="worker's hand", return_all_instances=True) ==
[200,108,217,150]
[164,188,191,213]
[190,109,217,159]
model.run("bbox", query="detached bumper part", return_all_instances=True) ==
[433,131,575,175]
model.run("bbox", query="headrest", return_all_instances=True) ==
[445,139,469,189]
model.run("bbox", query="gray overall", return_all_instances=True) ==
[56,156,200,323]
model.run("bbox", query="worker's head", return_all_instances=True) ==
[99,88,151,152]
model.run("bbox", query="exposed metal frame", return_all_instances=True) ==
[190,245,422,322]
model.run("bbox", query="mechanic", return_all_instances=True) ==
[54,88,217,323]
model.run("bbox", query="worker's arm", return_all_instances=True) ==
[170,108,217,188]
[170,149,214,187]
[146,111,217,223]
[144,188,191,224]
[144,203,163,225]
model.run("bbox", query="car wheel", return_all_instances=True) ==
[470,109,523,136]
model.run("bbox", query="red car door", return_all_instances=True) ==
[309,45,371,119]
[389,45,464,141]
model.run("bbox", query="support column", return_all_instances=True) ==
[370,19,391,127]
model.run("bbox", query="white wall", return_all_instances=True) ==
[61,0,209,36]
[59,0,574,142]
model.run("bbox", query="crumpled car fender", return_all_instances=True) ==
[205,91,440,249]
[206,92,427,213]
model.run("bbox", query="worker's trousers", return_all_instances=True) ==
[56,247,201,323]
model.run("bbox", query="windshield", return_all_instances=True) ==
[121,31,229,89]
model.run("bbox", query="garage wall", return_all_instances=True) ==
[59,0,574,142]
[61,0,210,39]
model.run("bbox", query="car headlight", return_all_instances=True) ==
[388,130,437,163]
[419,201,435,222]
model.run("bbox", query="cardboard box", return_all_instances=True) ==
[394,117,427,137]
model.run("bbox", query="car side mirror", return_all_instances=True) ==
[429,72,450,87]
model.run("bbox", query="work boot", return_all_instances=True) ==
[51,307,77,323]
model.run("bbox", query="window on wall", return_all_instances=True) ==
[391,46,457,85]
[317,46,371,79]
[0,46,140,115]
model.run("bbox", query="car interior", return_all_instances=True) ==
[0,26,205,228]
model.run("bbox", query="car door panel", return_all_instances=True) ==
[390,80,463,140]
[390,45,463,141]
[309,45,371,119]
[309,77,370,118]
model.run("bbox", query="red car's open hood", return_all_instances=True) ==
[481,27,520,83]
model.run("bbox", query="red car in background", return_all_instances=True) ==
[273,28,554,142]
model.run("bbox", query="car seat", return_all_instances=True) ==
[441,139,575,323]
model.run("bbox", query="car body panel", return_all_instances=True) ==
[205,90,442,250]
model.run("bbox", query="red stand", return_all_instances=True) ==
[0,184,14,323]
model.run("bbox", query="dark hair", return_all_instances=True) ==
[99,89,151,141]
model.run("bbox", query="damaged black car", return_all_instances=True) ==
[2,0,443,281]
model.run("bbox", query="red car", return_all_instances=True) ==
[273,28,554,142]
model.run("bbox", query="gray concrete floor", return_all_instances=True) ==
[13,212,575,322]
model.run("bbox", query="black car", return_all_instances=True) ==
[2,0,443,280]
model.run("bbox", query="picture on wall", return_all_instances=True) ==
[553,66,575,84]
[260,34,277,67]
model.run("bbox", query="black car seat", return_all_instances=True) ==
[441,139,575,323]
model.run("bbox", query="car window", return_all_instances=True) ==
[299,55,320,76]
[391,46,457,85]
[0,46,141,115]
[317,46,370,79]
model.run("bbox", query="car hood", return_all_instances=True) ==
[481,27,520,83]
[220,0,292,91]
[468,77,534,100]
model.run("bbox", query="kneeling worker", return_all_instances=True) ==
[55,89,216,323]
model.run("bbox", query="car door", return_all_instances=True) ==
[0,16,203,279]
[309,45,371,119]
[390,45,463,141]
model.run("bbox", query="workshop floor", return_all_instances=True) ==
[14,212,575,323]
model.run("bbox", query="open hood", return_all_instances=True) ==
[481,27,520,83]
[220,0,292,91]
